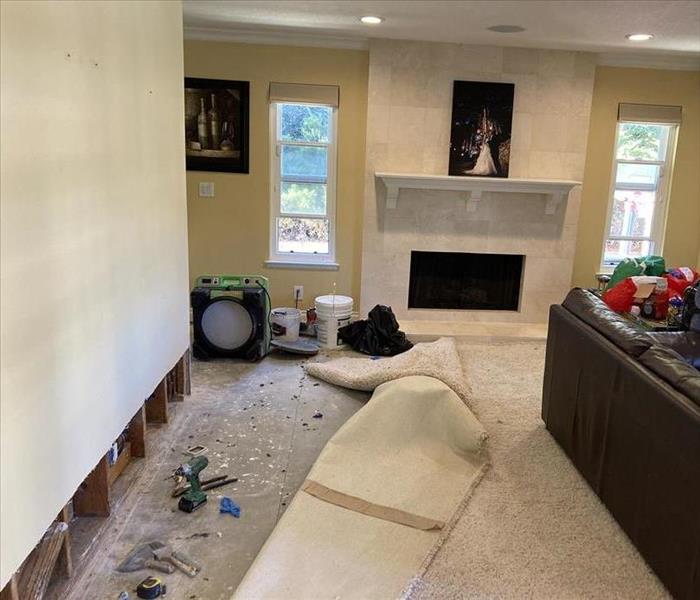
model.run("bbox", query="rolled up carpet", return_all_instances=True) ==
[233,375,487,599]
[306,337,472,405]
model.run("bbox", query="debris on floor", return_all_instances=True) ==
[181,533,210,540]
[220,497,241,518]
[184,445,208,457]
[54,352,368,599]
[313,411,323,419]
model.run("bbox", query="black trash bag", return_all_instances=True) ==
[338,305,413,356]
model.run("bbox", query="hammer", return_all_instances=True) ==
[150,542,200,578]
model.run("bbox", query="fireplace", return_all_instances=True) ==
[408,251,524,311]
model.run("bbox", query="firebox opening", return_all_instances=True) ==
[408,251,524,311]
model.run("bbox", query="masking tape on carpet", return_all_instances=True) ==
[302,480,445,531]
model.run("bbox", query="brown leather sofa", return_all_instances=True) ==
[542,288,700,600]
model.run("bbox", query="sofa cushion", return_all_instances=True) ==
[639,346,700,406]
[562,288,654,358]
[647,331,700,369]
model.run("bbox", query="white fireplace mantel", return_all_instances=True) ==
[375,172,582,215]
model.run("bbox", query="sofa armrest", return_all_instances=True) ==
[562,288,654,357]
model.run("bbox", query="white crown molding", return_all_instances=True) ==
[183,26,699,71]
[597,51,700,72]
[183,26,368,50]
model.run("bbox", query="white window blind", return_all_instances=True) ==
[269,83,339,108]
[618,103,682,124]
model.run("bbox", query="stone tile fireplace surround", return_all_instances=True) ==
[360,40,596,324]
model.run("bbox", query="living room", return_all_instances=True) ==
[1,1,698,599]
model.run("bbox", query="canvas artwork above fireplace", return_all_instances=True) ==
[449,80,515,178]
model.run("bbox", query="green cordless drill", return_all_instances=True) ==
[175,456,209,513]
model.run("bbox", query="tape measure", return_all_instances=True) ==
[136,576,166,599]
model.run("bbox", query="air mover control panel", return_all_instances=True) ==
[197,274,269,290]
[191,274,270,361]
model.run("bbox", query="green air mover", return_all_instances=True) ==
[190,275,270,361]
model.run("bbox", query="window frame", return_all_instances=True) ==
[599,121,678,272]
[267,101,339,269]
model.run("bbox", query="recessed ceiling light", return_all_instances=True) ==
[487,25,526,33]
[626,33,654,41]
[360,15,384,25]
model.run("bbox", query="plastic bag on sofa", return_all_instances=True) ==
[606,259,645,290]
[602,277,637,313]
[639,255,666,276]
[606,256,666,290]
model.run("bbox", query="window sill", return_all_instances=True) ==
[264,260,339,271]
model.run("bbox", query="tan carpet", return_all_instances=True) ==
[306,337,472,404]
[409,340,669,600]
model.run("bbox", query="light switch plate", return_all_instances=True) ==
[199,182,215,197]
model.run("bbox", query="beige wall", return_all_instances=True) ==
[573,67,700,285]
[184,41,368,308]
[0,1,189,587]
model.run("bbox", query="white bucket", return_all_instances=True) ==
[315,294,353,316]
[271,307,301,342]
[315,295,353,349]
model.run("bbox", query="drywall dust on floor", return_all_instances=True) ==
[55,352,368,600]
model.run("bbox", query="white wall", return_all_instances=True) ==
[0,0,189,587]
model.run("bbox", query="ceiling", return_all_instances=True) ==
[183,0,700,66]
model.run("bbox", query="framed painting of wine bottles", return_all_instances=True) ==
[184,78,250,173]
[448,80,514,178]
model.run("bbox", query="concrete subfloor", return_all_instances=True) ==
[56,351,368,600]
[48,337,668,600]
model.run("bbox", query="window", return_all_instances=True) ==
[268,101,338,267]
[601,111,679,271]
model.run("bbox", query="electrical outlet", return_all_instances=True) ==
[294,285,304,301]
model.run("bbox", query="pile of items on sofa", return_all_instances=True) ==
[601,255,699,337]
